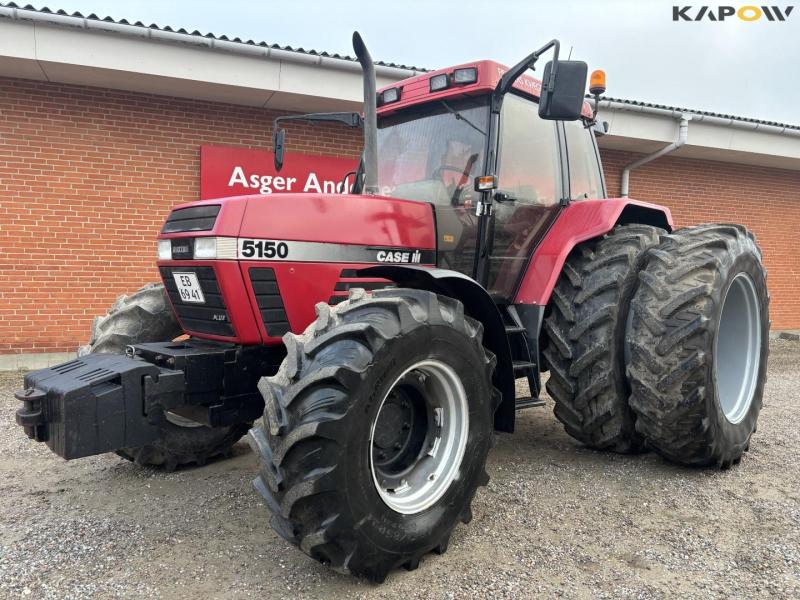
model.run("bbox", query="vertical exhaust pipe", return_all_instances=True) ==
[352,32,379,195]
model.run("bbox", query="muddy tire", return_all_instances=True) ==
[543,224,664,453]
[78,283,182,356]
[81,283,249,470]
[627,224,769,468]
[248,288,499,582]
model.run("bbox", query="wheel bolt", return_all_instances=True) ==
[394,442,402,450]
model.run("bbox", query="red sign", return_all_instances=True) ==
[200,145,359,200]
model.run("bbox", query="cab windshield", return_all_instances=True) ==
[376,96,489,205]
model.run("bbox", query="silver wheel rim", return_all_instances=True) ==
[369,359,469,515]
[714,272,761,424]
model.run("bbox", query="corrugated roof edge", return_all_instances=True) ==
[0,1,429,72]
[597,96,800,132]
[1,3,796,132]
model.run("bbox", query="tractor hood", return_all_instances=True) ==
[156,193,438,346]
[159,193,436,253]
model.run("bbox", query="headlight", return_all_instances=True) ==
[193,237,217,259]
[157,239,172,260]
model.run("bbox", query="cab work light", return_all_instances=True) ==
[381,87,401,104]
[429,73,449,92]
[453,67,477,84]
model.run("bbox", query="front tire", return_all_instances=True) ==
[81,283,250,470]
[627,224,769,468]
[248,288,499,582]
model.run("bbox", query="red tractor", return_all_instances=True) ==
[16,33,769,582]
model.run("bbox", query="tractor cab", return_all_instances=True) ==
[372,60,604,299]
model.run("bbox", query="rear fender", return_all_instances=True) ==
[359,266,516,433]
[515,198,673,305]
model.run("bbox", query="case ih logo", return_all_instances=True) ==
[376,249,422,264]
[673,5,794,20]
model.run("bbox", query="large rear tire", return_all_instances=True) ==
[543,224,664,453]
[80,283,250,470]
[248,288,499,582]
[627,224,769,468]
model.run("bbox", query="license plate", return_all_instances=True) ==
[172,272,205,303]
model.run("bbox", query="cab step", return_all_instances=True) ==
[515,397,546,410]
[512,360,537,373]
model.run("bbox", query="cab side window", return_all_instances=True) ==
[495,94,559,205]
[563,120,604,200]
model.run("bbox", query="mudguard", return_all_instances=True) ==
[514,198,673,305]
[360,265,517,433]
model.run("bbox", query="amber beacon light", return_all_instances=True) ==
[589,69,606,96]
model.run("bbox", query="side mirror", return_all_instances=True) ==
[273,128,286,171]
[538,60,588,121]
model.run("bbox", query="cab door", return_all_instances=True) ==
[485,93,564,299]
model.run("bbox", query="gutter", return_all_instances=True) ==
[621,114,690,197]
[600,99,800,138]
[0,4,422,80]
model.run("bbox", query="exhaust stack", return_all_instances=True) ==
[352,32,379,195]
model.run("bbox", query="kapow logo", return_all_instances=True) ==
[673,5,794,20]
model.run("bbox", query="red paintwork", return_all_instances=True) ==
[158,194,435,343]
[513,198,674,305]
[377,60,594,119]
[162,193,436,245]
[237,193,435,247]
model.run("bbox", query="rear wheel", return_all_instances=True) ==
[627,224,769,467]
[81,283,250,470]
[248,288,499,582]
[543,224,664,453]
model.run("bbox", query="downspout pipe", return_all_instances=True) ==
[621,114,691,197]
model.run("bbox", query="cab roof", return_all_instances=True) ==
[377,59,593,120]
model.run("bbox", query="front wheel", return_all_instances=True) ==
[248,288,499,582]
[81,283,250,470]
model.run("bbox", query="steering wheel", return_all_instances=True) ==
[433,165,467,177]
[433,159,478,205]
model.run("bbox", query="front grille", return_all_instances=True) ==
[160,266,234,337]
[249,268,290,338]
[328,269,395,305]
[161,205,221,234]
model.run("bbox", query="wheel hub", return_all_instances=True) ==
[369,360,468,515]
[371,387,427,477]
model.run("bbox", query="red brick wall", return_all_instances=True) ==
[601,149,800,331]
[0,77,798,355]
